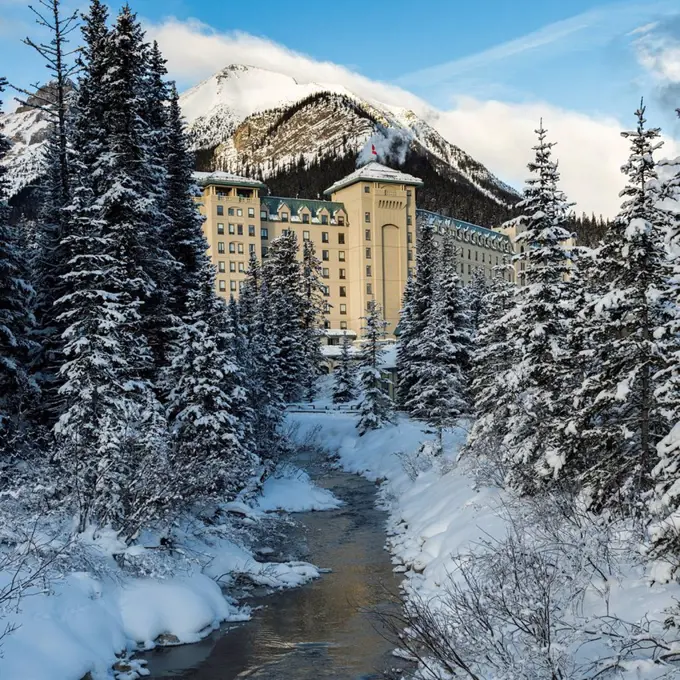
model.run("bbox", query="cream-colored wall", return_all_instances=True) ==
[330,181,416,336]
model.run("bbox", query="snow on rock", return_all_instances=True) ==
[256,464,342,512]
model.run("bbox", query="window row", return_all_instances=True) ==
[216,206,256,218]
[218,279,244,293]
[324,320,349,330]
[217,261,249,273]
[217,223,257,236]
[261,211,345,226]
[217,242,256,254]
[320,283,373,298]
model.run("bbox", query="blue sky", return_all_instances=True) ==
[2,0,680,214]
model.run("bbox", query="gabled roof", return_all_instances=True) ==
[261,196,346,218]
[416,209,511,244]
[323,161,423,195]
[192,170,267,190]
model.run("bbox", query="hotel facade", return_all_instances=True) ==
[193,162,521,340]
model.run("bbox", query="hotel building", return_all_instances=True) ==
[193,162,520,340]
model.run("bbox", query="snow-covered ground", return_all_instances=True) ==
[288,410,680,679]
[0,464,340,680]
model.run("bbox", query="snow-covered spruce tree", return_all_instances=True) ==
[332,332,357,404]
[466,267,489,336]
[239,250,261,335]
[0,78,39,458]
[357,300,392,436]
[642,115,680,561]
[396,223,437,411]
[501,121,575,493]
[54,4,170,535]
[465,267,517,484]
[300,238,325,400]
[571,103,671,512]
[263,231,306,403]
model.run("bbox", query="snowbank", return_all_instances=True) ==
[0,462,339,680]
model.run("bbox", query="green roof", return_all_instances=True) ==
[416,209,511,244]
[262,196,346,218]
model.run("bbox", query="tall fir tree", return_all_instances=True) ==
[571,103,671,511]
[332,332,357,404]
[357,300,392,435]
[396,223,437,411]
[263,231,306,403]
[300,238,325,400]
[0,78,39,458]
[501,121,575,492]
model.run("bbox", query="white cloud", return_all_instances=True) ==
[147,16,680,219]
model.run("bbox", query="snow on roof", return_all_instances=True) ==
[261,196,346,218]
[323,161,423,195]
[192,171,267,190]
[417,208,511,244]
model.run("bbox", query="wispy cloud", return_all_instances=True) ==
[398,0,680,89]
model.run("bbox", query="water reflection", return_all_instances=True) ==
[144,452,404,679]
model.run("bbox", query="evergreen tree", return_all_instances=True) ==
[0,78,39,457]
[357,300,392,435]
[263,231,306,402]
[332,332,356,404]
[300,238,325,400]
[466,268,489,336]
[396,224,437,411]
[500,121,574,492]
[571,103,671,511]
[54,4,169,535]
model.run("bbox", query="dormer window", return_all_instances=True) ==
[321,214,328,225]
[281,212,289,222]
[338,216,345,226]
[302,213,310,224]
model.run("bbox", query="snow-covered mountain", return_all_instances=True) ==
[1,64,519,218]
[180,65,518,207]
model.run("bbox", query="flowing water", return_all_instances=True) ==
[143,448,405,679]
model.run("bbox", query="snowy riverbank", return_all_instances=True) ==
[289,411,680,679]
[0,465,340,680]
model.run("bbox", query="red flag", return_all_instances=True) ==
[371,144,377,155]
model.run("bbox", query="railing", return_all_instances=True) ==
[286,403,360,413]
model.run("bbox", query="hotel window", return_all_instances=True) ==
[239,262,245,272]
[281,212,289,222]
[228,223,235,234]
[408,250,413,261]
[249,243,256,253]
[249,225,255,237]
[364,185,370,193]
[338,216,345,226]
[407,231,412,243]
[365,247,372,259]
[322,232,329,243]
[338,233,345,245]
[322,268,330,279]
[218,261,225,273]
[229,261,236,272]
[229,243,236,253]
[219,280,226,292]
[366,283,373,295]
[260,210,268,221]
[339,286,347,297]
[460,263,464,274]
[340,304,347,315]
[468,249,471,259]
[248,207,255,218]
[407,214,412,226]
[228,207,234,216]
[230,281,237,292]
[482,253,485,263]
[261,246,269,257]
[365,212,371,223]
[475,251,478,261]
[322,286,330,297]
[239,281,244,292]
[322,250,330,261]
[365,229,371,241]
[217,223,225,234]
[340,321,348,330]
[407,190,412,197]
[468,264,472,274]
[338,251,346,262]
[302,213,310,224]
[303,230,310,241]
[324,320,331,329]
[237,208,243,217]
[366,265,372,277]
[217,205,224,216]
[237,224,243,235]
[339,268,346,280]
[218,242,225,254]
[261,227,269,239]
[321,215,328,225]
[238,243,244,254]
